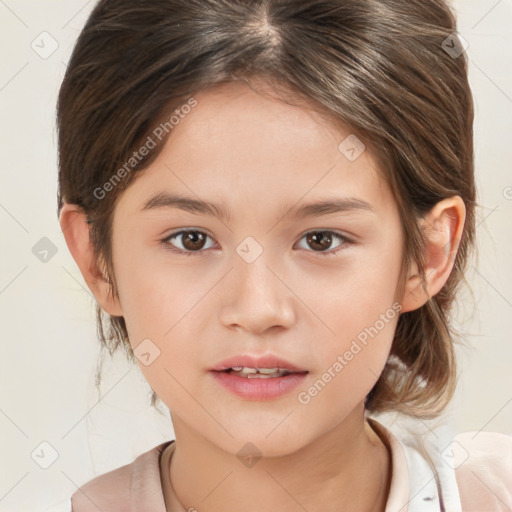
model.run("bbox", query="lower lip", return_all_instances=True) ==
[209,370,308,400]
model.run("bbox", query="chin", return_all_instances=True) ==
[217,423,311,460]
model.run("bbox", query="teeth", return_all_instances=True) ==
[240,367,258,374]
[257,368,279,374]
[228,366,291,378]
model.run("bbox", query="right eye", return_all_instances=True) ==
[161,229,217,255]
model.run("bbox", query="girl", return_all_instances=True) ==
[51,0,512,510]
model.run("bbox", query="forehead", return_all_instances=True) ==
[116,80,394,223]
[178,80,355,164]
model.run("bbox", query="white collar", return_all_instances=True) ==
[368,417,463,512]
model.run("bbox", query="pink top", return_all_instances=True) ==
[47,418,512,512]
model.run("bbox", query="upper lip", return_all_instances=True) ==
[210,354,308,373]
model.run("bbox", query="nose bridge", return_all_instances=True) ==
[219,236,295,333]
[235,238,281,307]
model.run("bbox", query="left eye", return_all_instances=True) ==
[295,230,350,255]
[161,229,350,256]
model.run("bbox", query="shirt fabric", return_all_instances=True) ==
[45,417,512,512]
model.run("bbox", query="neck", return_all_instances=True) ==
[167,405,391,512]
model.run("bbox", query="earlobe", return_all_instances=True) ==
[400,196,465,313]
[59,203,123,317]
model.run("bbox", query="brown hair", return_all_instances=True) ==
[57,0,476,418]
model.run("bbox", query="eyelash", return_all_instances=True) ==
[160,229,354,257]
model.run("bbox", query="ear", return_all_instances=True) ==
[400,196,466,313]
[59,203,123,317]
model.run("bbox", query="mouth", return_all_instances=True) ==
[209,355,309,400]
[210,354,308,374]
[209,358,309,402]
[217,366,304,378]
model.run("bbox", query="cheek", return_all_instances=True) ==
[298,235,401,394]
[116,276,203,408]
[303,236,401,338]
[111,251,212,391]
[297,280,400,420]
[118,271,204,360]
[112,236,196,339]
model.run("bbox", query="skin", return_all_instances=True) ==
[60,80,466,512]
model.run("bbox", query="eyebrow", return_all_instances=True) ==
[140,192,374,222]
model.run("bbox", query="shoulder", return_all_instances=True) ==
[452,430,512,511]
[71,462,132,511]
[71,441,170,512]
[368,415,512,511]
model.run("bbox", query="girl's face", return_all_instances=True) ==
[110,81,404,455]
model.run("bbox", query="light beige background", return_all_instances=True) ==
[0,0,511,510]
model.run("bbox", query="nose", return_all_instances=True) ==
[218,254,296,335]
